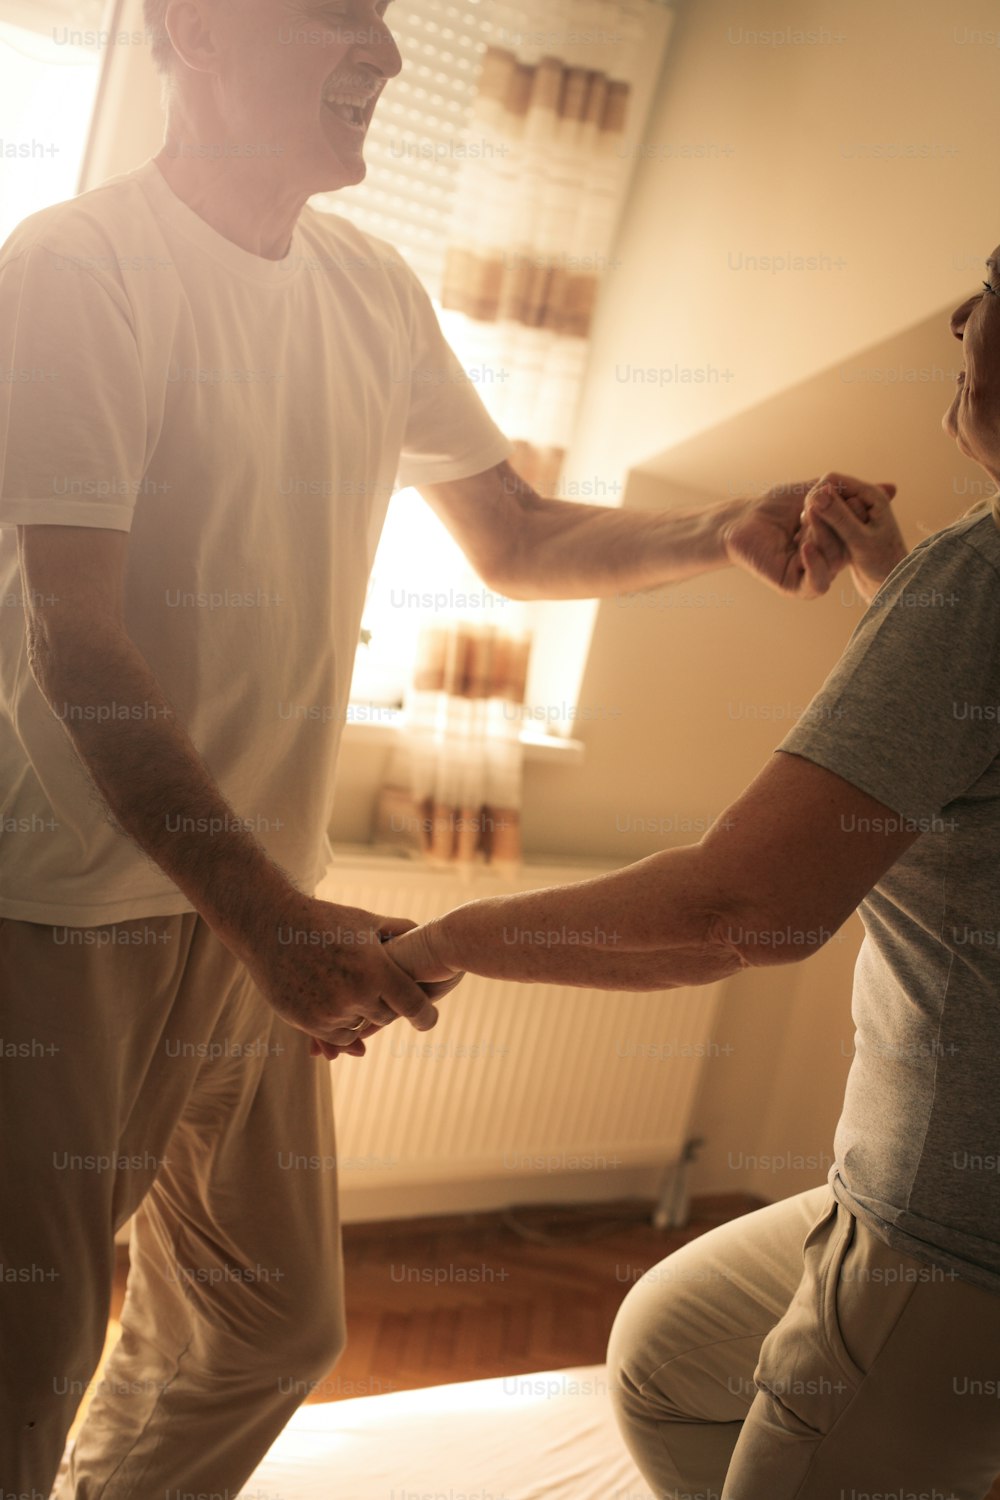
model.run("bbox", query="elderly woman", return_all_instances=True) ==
[387,252,1000,1500]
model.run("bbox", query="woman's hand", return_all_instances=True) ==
[724,474,888,598]
[800,477,908,603]
[385,921,466,992]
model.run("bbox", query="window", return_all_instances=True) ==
[322,0,489,299]
[0,0,108,246]
[318,1,520,717]
[320,0,674,727]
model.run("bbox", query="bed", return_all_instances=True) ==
[243,1363,655,1499]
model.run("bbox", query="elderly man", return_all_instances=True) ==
[0,0,904,1494]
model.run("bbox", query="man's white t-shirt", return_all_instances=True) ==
[0,159,511,925]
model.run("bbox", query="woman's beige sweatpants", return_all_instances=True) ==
[0,912,346,1500]
[608,1180,1000,1500]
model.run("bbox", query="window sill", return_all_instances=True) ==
[342,708,585,766]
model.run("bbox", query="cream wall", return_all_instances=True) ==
[567,0,1000,493]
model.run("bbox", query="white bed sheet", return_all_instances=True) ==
[243,1364,655,1500]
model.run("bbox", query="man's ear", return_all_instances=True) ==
[164,0,227,76]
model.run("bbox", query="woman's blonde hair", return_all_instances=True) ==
[962,490,1000,529]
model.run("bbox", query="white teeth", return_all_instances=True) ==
[325,101,364,126]
[322,83,377,127]
[322,91,374,126]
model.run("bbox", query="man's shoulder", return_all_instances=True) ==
[0,163,166,287]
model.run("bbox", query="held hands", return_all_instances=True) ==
[261,475,907,1067]
[724,472,906,599]
[234,891,451,1061]
[387,921,463,989]
[799,475,909,603]
[307,921,466,1061]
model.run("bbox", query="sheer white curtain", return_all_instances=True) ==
[439,0,670,495]
[367,2,673,865]
[338,1,675,721]
[373,621,532,870]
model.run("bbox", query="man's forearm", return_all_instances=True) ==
[31,625,295,952]
[500,489,748,600]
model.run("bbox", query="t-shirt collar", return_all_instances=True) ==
[136,157,306,287]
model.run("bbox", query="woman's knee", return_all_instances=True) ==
[607,1258,694,1414]
[607,1245,771,1430]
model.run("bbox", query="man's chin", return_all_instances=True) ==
[313,147,367,193]
[305,155,367,198]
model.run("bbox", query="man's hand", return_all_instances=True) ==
[800,476,908,603]
[231,893,443,1057]
[723,474,898,599]
[307,925,467,1062]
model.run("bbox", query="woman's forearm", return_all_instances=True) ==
[416,845,755,988]
[389,754,916,995]
[429,909,746,989]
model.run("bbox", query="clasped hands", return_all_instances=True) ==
[230,893,461,1062]
[724,469,908,603]
[301,917,463,1062]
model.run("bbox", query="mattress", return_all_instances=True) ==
[244,1364,655,1499]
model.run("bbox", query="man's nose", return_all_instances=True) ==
[355,13,403,79]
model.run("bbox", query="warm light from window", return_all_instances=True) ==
[351,481,528,708]
[0,19,102,245]
[350,294,531,708]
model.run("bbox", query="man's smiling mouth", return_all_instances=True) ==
[322,87,378,129]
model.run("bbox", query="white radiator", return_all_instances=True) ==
[315,850,723,1224]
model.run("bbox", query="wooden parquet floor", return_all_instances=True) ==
[313,1194,765,1403]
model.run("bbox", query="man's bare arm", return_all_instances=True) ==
[419,460,750,598]
[18,524,438,1045]
[418,462,904,602]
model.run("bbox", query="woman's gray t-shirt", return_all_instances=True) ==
[779,509,1000,1295]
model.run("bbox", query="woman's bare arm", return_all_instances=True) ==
[388,751,920,988]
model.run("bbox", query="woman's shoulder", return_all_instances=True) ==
[867,506,1000,614]
[908,506,1000,575]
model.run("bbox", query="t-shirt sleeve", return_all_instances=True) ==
[0,244,147,530]
[777,523,1000,820]
[392,261,512,490]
